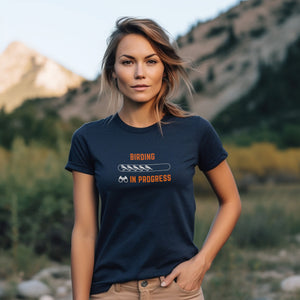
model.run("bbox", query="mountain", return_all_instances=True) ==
[0,41,85,112]
[176,0,300,119]
[22,76,113,121]
[46,0,300,122]
[2,0,300,124]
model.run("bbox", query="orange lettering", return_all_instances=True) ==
[130,176,136,183]
[129,153,156,161]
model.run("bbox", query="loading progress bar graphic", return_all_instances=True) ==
[118,163,171,172]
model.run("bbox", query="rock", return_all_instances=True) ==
[18,280,51,298]
[295,234,300,244]
[281,275,300,292]
[65,279,72,288]
[254,270,283,279]
[33,266,70,281]
[39,295,54,300]
[278,250,287,257]
[56,285,68,297]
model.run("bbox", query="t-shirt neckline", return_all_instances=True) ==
[114,112,171,133]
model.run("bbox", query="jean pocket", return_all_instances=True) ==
[172,280,201,294]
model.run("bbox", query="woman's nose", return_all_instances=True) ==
[135,63,145,79]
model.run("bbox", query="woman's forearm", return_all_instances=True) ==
[71,227,97,300]
[195,160,242,268]
[71,171,99,300]
[195,199,241,267]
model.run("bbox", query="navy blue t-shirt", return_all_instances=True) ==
[65,113,228,295]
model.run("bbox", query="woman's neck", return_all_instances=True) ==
[118,100,162,128]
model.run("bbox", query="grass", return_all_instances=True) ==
[0,246,51,280]
[194,183,300,300]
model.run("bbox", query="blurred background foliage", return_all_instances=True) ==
[0,137,73,267]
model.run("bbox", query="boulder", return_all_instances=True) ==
[33,266,70,281]
[281,275,300,292]
[295,234,300,244]
[18,280,51,298]
[39,295,54,300]
[56,285,68,297]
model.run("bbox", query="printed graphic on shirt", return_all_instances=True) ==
[117,153,171,184]
[130,153,155,161]
[118,176,129,183]
[118,163,170,172]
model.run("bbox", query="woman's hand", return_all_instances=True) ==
[160,252,210,291]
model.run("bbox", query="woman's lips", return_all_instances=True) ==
[131,85,149,91]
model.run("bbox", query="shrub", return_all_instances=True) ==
[251,0,263,7]
[274,0,298,25]
[249,26,266,38]
[174,95,190,111]
[187,32,194,44]
[0,138,73,263]
[214,25,238,56]
[232,204,289,248]
[281,124,300,147]
[226,143,300,184]
[226,11,239,20]
[176,35,183,48]
[205,25,228,38]
[83,85,91,93]
[0,105,80,149]
[192,79,204,93]
[206,66,215,82]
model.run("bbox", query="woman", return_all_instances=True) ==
[65,17,241,300]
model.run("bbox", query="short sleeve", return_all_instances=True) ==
[65,129,94,175]
[198,120,228,172]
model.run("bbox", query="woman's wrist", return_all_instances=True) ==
[193,249,213,271]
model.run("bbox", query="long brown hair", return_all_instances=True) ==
[99,17,193,127]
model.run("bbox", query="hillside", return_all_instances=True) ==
[212,33,300,147]
[0,41,85,112]
[176,0,300,119]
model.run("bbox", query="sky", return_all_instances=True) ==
[1,0,241,80]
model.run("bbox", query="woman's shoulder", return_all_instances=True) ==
[169,114,211,128]
[73,114,115,137]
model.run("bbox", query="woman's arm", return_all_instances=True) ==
[161,160,241,290]
[71,171,99,300]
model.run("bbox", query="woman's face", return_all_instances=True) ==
[113,34,165,105]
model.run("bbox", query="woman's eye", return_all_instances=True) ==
[121,60,133,65]
[147,60,157,64]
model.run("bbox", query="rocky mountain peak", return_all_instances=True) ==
[0,41,85,112]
